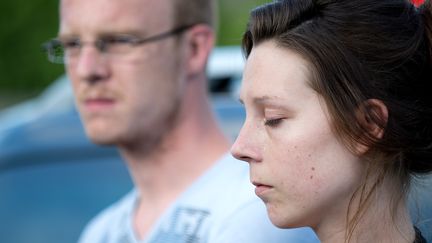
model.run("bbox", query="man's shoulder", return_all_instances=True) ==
[78,190,136,243]
[206,153,249,181]
[198,153,255,198]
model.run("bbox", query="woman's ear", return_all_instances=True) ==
[184,24,215,78]
[354,99,389,155]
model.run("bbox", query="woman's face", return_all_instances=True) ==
[231,41,366,230]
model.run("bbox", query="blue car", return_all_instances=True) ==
[0,46,430,243]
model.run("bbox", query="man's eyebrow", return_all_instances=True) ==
[57,29,147,39]
[57,33,77,39]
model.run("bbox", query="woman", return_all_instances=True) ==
[231,0,432,242]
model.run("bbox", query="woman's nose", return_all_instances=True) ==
[231,121,262,164]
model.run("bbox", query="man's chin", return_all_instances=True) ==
[85,129,118,146]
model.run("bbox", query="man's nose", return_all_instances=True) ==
[73,45,109,83]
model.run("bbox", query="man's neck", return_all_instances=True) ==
[119,107,229,240]
[120,105,229,198]
[122,129,228,240]
[118,75,230,239]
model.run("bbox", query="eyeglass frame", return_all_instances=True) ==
[42,24,196,64]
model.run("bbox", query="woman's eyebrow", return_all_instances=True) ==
[240,95,291,109]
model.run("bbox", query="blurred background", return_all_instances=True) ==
[1,1,431,243]
[0,0,267,109]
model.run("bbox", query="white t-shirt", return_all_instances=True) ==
[78,153,319,243]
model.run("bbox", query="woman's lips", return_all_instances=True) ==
[252,182,273,196]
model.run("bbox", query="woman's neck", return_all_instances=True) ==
[317,177,416,243]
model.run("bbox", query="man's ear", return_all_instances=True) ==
[184,24,215,78]
[354,99,389,155]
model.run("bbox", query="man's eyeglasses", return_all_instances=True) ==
[42,25,194,64]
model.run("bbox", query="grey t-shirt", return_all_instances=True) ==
[78,153,319,243]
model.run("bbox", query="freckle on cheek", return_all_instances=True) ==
[310,167,315,179]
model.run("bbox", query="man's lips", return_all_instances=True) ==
[252,181,273,196]
[83,98,115,111]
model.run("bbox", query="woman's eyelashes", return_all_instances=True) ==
[264,117,284,127]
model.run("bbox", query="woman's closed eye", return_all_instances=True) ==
[264,117,284,127]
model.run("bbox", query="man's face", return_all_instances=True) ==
[60,0,186,150]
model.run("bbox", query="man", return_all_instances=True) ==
[44,0,318,242]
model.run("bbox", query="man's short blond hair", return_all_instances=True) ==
[173,0,217,28]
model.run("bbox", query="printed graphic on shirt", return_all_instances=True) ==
[150,207,210,243]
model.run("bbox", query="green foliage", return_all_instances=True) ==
[217,0,269,45]
[0,0,64,93]
[0,0,268,94]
